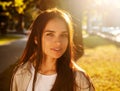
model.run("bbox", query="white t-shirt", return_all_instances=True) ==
[27,64,57,91]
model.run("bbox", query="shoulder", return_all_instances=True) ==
[14,61,32,75]
[74,69,90,86]
[72,62,95,91]
[74,66,89,86]
[11,62,32,91]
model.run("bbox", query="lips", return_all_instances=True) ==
[51,48,62,52]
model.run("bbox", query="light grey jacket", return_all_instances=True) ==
[11,62,95,91]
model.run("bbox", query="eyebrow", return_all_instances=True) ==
[44,30,68,33]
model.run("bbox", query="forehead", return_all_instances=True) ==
[44,18,68,32]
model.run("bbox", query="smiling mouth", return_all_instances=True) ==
[51,48,62,52]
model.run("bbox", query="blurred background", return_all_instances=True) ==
[0,0,120,91]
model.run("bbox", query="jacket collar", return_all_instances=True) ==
[16,61,32,75]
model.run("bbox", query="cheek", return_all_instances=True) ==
[63,39,68,49]
[42,38,51,51]
[42,37,46,52]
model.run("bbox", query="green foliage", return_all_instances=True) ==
[83,35,112,48]
[77,35,120,91]
[0,0,35,32]
[14,0,26,14]
[0,1,12,10]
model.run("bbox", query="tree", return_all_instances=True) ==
[0,2,9,35]
[11,0,34,33]
[0,0,36,34]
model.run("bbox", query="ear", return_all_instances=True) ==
[34,37,38,44]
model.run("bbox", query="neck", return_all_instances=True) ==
[39,57,57,75]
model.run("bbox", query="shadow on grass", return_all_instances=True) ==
[0,35,21,39]
[0,34,22,45]
[0,63,16,91]
[0,34,26,91]
[83,35,120,48]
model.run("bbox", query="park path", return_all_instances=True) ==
[0,36,28,73]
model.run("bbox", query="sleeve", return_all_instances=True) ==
[75,71,95,91]
[10,74,17,91]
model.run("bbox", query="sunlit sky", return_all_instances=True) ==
[95,0,120,8]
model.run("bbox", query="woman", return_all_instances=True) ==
[10,8,95,91]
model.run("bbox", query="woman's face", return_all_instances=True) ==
[42,18,68,59]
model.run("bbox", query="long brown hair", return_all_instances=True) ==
[11,8,76,91]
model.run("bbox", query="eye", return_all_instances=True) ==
[46,33,54,37]
[61,33,68,38]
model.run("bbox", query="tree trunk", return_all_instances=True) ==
[0,15,8,35]
[16,14,24,34]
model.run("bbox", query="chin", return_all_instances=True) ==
[52,54,63,59]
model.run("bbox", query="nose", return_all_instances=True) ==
[54,37,62,46]
[55,41,61,46]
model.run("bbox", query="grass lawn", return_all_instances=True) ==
[0,35,22,45]
[77,35,120,91]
